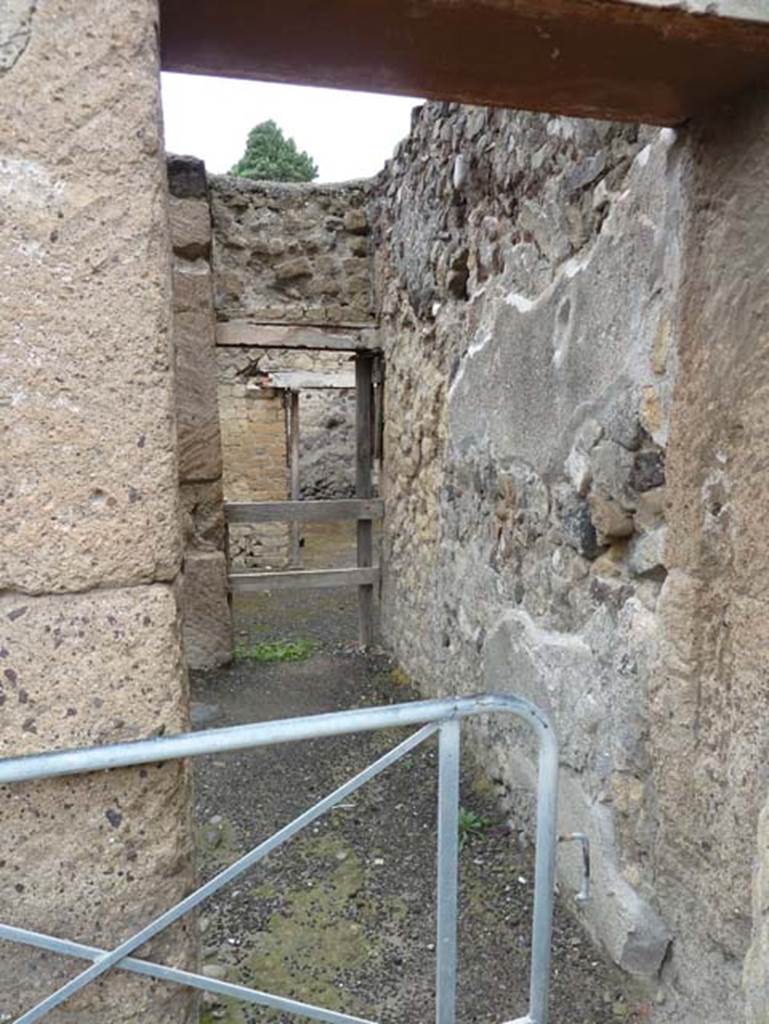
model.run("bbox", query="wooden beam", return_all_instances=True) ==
[216,321,380,352]
[225,499,384,524]
[257,369,356,391]
[356,352,375,648]
[229,566,379,592]
[159,0,769,128]
[288,390,301,568]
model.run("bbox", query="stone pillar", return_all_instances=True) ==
[652,88,769,1020]
[168,155,232,669]
[0,2,196,1021]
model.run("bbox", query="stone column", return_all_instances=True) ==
[652,88,769,1021]
[168,155,232,669]
[0,2,196,1022]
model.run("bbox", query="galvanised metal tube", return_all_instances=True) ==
[11,724,439,1024]
[435,719,460,1024]
[0,924,376,1024]
[527,723,559,1024]
[0,694,550,784]
[0,693,559,1024]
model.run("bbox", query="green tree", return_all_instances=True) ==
[229,120,318,182]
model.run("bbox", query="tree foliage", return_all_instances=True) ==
[229,120,318,183]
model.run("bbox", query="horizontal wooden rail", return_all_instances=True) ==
[229,566,380,593]
[225,498,384,525]
[216,321,380,352]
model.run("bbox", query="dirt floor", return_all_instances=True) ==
[190,524,644,1024]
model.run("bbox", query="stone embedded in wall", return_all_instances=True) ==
[169,195,212,261]
[210,177,373,325]
[174,305,223,482]
[167,154,209,201]
[180,479,226,551]
[0,584,196,1022]
[181,550,232,670]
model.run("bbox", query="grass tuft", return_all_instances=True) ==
[458,806,492,850]
[235,637,315,663]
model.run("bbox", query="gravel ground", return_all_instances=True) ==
[190,525,644,1024]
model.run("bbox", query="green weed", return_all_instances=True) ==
[234,638,315,663]
[458,806,492,850]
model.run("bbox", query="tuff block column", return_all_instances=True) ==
[0,2,196,1021]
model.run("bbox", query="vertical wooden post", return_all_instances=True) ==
[288,389,301,568]
[355,352,375,648]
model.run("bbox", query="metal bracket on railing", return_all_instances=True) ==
[558,832,591,904]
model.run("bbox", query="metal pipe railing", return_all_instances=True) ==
[0,692,561,1024]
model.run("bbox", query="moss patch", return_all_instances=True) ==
[234,637,315,663]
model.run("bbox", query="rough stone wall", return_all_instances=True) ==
[210,177,373,326]
[371,103,681,997]
[372,95,769,1022]
[0,3,196,1022]
[168,155,232,669]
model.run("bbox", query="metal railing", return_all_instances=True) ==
[0,693,563,1024]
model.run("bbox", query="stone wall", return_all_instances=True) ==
[370,101,702,1015]
[0,3,196,1021]
[168,155,232,669]
[210,177,373,326]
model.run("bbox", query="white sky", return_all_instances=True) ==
[160,73,422,183]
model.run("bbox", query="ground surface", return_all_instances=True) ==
[190,525,642,1024]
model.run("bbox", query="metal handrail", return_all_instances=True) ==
[0,693,560,1024]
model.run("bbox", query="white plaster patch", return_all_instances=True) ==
[0,156,62,208]
[616,0,769,21]
[504,252,590,315]
[0,0,35,73]
[448,327,493,400]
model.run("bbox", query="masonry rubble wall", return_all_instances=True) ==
[0,3,196,1021]
[168,154,232,668]
[369,98,769,1021]
[371,102,677,992]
